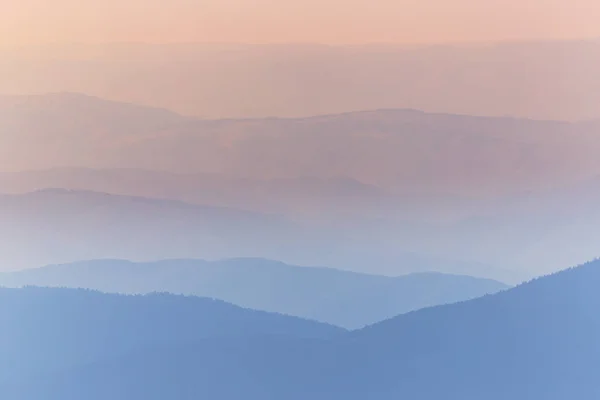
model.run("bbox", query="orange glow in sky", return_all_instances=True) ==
[1,0,599,45]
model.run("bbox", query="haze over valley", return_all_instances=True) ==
[1,92,600,279]
[1,5,599,395]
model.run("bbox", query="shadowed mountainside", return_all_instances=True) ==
[1,260,599,399]
[0,286,342,384]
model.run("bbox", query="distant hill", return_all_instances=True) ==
[0,258,508,328]
[0,167,393,219]
[0,287,341,384]
[2,41,600,121]
[0,189,309,271]
[0,188,518,282]
[3,260,599,399]
[2,93,599,197]
[2,93,599,278]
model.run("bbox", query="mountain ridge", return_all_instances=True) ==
[2,259,599,399]
[0,257,508,328]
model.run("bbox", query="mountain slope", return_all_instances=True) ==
[3,260,598,399]
[0,258,508,328]
[339,259,600,398]
[0,286,341,384]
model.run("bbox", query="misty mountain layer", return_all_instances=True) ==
[3,94,600,278]
[2,41,599,120]
[2,93,600,196]
[0,258,508,328]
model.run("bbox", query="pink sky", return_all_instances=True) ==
[1,0,599,45]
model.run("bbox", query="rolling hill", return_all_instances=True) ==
[0,189,312,271]
[0,167,394,220]
[2,259,598,399]
[2,41,600,121]
[0,258,508,328]
[2,93,599,278]
[2,93,600,196]
[0,286,341,385]
[0,188,519,281]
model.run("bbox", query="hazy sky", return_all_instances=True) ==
[1,0,599,45]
